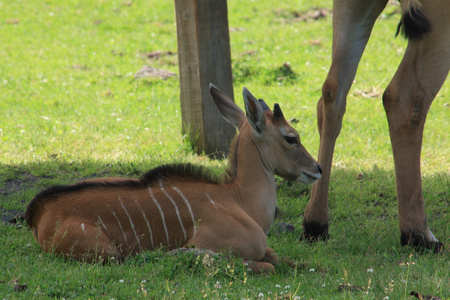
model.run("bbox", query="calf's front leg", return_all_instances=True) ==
[245,247,279,274]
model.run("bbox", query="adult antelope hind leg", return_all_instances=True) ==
[302,0,388,241]
[302,0,448,252]
[383,0,448,252]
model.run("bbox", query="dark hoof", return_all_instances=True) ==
[301,221,330,242]
[400,232,444,254]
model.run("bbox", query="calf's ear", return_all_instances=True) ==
[243,87,265,134]
[209,83,245,129]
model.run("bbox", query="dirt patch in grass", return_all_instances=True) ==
[0,174,41,223]
[1,175,40,195]
[0,173,124,223]
[274,7,331,23]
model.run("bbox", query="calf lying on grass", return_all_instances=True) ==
[25,84,321,273]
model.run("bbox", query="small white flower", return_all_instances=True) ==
[367,268,374,273]
[214,281,222,289]
[309,268,315,272]
[285,285,290,289]
[321,283,326,287]
[275,284,281,288]
[258,292,264,298]
[119,279,124,283]
[382,297,389,300]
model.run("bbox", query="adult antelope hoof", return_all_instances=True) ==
[301,220,330,242]
[401,232,444,254]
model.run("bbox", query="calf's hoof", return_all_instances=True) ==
[245,261,276,274]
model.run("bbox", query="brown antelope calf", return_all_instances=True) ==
[25,84,322,273]
[302,0,448,252]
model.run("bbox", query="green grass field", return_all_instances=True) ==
[1,0,448,298]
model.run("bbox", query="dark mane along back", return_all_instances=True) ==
[24,178,142,228]
[25,163,220,228]
[140,163,220,185]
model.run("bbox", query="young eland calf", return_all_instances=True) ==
[25,84,322,273]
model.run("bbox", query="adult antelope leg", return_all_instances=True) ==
[302,0,388,240]
[382,0,448,252]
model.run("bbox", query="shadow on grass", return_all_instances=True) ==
[2,160,447,244]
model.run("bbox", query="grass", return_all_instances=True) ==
[0,0,449,298]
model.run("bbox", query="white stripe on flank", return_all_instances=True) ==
[159,180,187,241]
[112,210,128,243]
[134,199,154,248]
[118,197,142,251]
[172,186,196,238]
[204,192,219,210]
[98,216,112,237]
[148,186,170,245]
[81,223,86,233]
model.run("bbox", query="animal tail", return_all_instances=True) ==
[25,184,69,231]
[396,0,431,39]
[24,187,58,239]
[25,197,40,238]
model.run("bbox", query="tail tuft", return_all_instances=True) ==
[396,3,431,40]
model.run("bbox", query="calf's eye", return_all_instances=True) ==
[284,136,297,145]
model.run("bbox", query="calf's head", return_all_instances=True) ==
[210,84,321,184]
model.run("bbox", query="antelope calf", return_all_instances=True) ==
[25,84,322,273]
